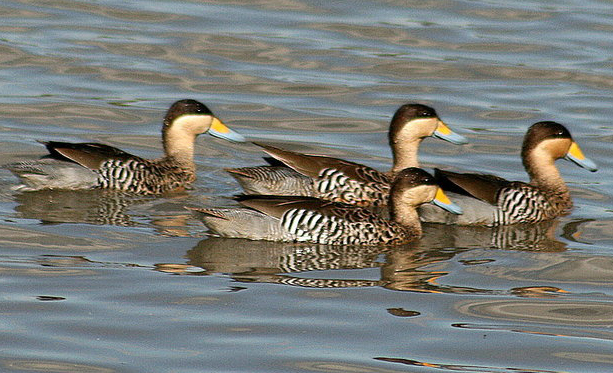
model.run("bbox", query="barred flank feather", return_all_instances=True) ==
[316,168,390,206]
[281,208,408,246]
[276,245,382,273]
[227,166,316,196]
[196,168,446,245]
[265,276,380,288]
[97,158,195,195]
[495,185,563,225]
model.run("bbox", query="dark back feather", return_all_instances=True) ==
[435,168,511,205]
[255,143,385,183]
[237,195,374,222]
[41,141,139,170]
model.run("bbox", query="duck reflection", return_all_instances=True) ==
[12,189,193,236]
[186,238,387,288]
[417,220,567,252]
[14,189,142,226]
[184,220,571,292]
[381,222,568,293]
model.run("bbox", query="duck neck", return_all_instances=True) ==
[523,149,570,201]
[390,138,422,175]
[389,197,421,237]
[162,128,197,170]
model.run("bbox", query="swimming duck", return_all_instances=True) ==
[7,99,245,195]
[226,104,467,207]
[418,121,597,226]
[188,167,462,246]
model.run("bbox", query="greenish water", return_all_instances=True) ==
[0,1,612,372]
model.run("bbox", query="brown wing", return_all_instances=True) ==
[237,195,376,222]
[255,143,389,184]
[237,196,333,219]
[435,168,512,205]
[41,141,142,170]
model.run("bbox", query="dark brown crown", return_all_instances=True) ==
[164,99,214,127]
[389,104,439,144]
[391,167,437,192]
[521,121,572,156]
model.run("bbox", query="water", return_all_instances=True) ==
[1,0,613,372]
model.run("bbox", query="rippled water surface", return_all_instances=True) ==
[1,1,613,372]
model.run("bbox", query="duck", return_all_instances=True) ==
[226,103,467,207]
[6,99,246,195]
[188,167,463,246]
[418,121,598,226]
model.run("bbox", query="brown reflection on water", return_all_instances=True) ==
[0,226,116,252]
[184,221,567,292]
[92,67,186,87]
[381,245,479,294]
[377,0,451,9]
[1,359,114,373]
[455,298,613,326]
[553,352,613,365]
[0,254,149,277]
[13,0,182,22]
[13,190,146,227]
[0,265,96,277]
[463,8,553,21]
[188,34,299,66]
[374,356,561,373]
[455,42,543,53]
[0,102,146,130]
[12,189,195,236]
[0,5,49,18]
[187,71,358,99]
[362,60,476,81]
[179,217,566,297]
[186,238,386,288]
[292,360,405,373]
[380,223,564,294]
[482,65,613,91]
[418,221,566,252]
[463,249,613,286]
[564,219,613,244]
[348,50,613,91]
[476,110,537,121]
[199,0,324,12]
[312,23,438,47]
[0,43,66,68]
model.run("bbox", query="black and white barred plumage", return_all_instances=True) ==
[191,168,457,246]
[228,161,392,207]
[494,184,560,225]
[191,203,412,246]
[226,166,316,196]
[315,167,391,207]
[226,104,467,206]
[6,99,244,195]
[419,121,596,226]
[280,207,407,246]
[96,157,195,195]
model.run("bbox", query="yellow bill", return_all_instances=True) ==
[433,120,468,145]
[565,142,597,172]
[432,187,462,215]
[209,118,246,143]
